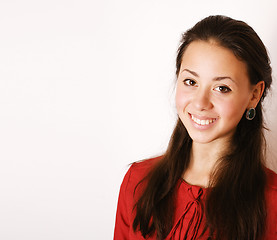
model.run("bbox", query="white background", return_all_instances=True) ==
[0,0,276,239]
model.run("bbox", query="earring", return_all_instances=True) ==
[246,107,256,120]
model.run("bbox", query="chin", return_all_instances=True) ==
[189,131,234,145]
[190,137,216,144]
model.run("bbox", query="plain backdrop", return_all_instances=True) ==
[0,0,276,239]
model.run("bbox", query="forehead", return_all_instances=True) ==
[180,40,249,81]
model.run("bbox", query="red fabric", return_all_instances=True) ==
[114,157,277,239]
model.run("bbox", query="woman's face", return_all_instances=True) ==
[176,40,258,145]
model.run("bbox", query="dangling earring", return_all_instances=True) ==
[246,107,256,120]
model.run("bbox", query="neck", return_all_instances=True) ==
[183,139,230,188]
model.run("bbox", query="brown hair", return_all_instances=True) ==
[133,15,272,240]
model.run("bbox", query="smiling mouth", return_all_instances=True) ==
[191,114,217,126]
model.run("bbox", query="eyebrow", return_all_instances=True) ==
[182,68,235,83]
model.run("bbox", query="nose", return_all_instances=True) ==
[192,88,213,111]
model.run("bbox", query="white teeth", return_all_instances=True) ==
[191,115,215,126]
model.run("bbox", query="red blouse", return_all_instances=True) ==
[114,157,277,239]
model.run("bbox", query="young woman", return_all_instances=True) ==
[114,15,277,240]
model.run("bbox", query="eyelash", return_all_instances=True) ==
[214,86,231,93]
[183,79,197,86]
[182,79,232,93]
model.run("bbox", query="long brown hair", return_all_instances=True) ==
[133,15,272,240]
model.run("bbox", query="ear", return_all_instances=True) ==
[247,81,265,108]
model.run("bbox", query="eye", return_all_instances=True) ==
[214,86,231,93]
[183,79,197,86]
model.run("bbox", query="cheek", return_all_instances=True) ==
[175,91,182,109]
[175,88,188,112]
[217,98,247,120]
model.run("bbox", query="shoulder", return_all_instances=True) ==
[119,155,162,195]
[126,155,162,187]
[265,167,277,191]
[131,155,162,174]
[264,168,277,235]
[118,156,163,218]
[114,157,162,239]
[265,167,277,210]
[120,156,163,204]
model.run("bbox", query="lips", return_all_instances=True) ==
[190,114,217,126]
